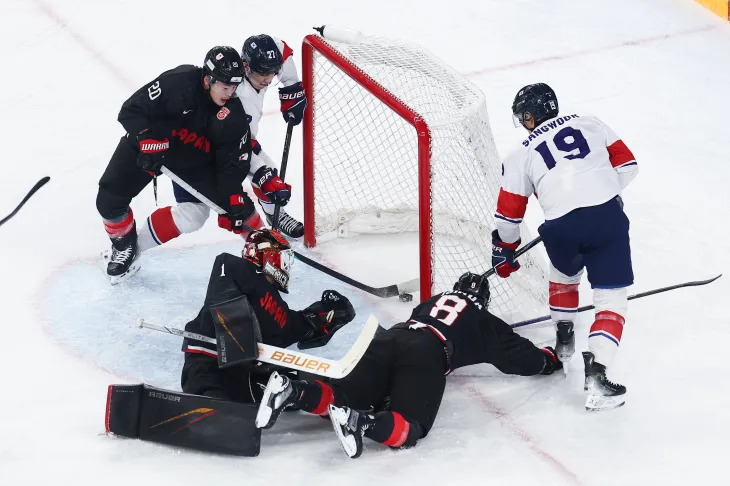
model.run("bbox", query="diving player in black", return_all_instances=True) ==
[256,272,562,458]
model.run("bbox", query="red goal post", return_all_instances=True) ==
[301,27,547,319]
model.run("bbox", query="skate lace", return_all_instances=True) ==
[278,212,300,233]
[111,246,133,264]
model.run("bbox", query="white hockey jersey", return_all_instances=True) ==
[495,114,638,243]
[235,36,301,174]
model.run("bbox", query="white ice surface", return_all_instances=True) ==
[1,0,729,485]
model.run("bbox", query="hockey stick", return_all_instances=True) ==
[510,274,723,329]
[0,176,50,227]
[271,116,296,231]
[160,166,420,299]
[136,314,380,379]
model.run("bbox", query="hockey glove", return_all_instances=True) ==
[279,82,307,126]
[491,229,521,278]
[252,166,292,206]
[539,347,563,375]
[136,128,169,175]
[218,194,252,234]
[298,290,356,349]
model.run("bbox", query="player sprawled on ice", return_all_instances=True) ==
[180,228,356,402]
[96,46,261,284]
[256,272,563,458]
[234,35,308,239]
[491,83,638,411]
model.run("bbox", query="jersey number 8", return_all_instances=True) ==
[429,295,467,326]
[535,127,591,170]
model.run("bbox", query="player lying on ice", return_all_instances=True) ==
[180,228,356,402]
[255,272,563,458]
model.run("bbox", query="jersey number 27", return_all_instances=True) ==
[535,127,591,169]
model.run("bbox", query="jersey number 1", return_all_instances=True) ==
[535,127,591,169]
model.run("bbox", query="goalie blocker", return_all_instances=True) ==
[105,384,260,456]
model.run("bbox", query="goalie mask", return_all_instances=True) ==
[243,229,293,293]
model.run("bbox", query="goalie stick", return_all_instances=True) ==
[136,314,380,379]
[0,176,50,227]
[510,274,723,329]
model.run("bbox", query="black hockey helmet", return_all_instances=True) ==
[512,83,559,128]
[241,35,283,75]
[453,272,490,304]
[203,46,245,84]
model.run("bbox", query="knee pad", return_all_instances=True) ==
[96,187,132,221]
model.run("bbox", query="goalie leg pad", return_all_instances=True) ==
[105,384,261,456]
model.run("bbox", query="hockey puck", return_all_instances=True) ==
[399,293,413,303]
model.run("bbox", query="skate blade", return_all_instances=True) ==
[109,260,141,285]
[585,393,626,411]
[328,405,360,459]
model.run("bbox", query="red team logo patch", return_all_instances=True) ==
[217,107,230,120]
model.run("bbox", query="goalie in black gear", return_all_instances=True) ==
[180,228,356,403]
[255,272,562,458]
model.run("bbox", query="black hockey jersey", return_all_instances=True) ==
[182,253,312,357]
[118,65,252,209]
[404,290,529,371]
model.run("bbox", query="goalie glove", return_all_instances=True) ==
[297,290,356,349]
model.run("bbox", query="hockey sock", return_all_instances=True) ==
[258,200,276,215]
[103,209,135,238]
[138,207,181,252]
[299,380,335,416]
[588,287,628,367]
[365,411,422,449]
[549,281,579,322]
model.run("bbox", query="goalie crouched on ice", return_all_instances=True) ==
[181,228,356,402]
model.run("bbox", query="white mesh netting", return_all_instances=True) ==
[305,31,548,321]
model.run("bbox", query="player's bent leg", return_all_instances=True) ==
[137,202,210,252]
[100,208,141,283]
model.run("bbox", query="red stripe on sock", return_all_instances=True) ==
[311,381,334,416]
[149,206,181,243]
[104,210,134,238]
[237,212,265,240]
[590,311,625,341]
[382,412,410,447]
[549,281,579,309]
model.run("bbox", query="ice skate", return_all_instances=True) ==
[256,372,302,429]
[105,229,141,285]
[264,208,303,239]
[555,320,575,362]
[328,404,375,459]
[583,351,626,411]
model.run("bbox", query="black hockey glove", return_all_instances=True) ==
[298,290,356,349]
[279,82,307,126]
[136,128,169,175]
[539,347,563,375]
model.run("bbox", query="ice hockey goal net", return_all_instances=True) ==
[302,27,547,320]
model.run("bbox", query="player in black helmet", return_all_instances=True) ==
[96,46,263,284]
[235,34,308,239]
[511,82,559,129]
[256,272,562,458]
